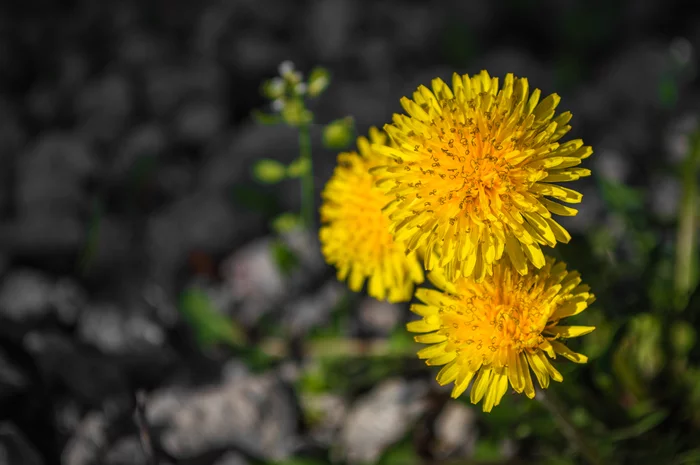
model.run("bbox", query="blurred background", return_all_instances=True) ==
[1,0,700,464]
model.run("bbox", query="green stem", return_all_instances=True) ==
[674,129,700,309]
[537,388,605,465]
[299,122,315,229]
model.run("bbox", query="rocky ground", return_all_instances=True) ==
[1,1,699,464]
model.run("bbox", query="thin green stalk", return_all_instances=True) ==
[299,122,315,229]
[537,389,605,465]
[674,129,700,309]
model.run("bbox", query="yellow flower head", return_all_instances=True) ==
[407,257,595,412]
[372,70,592,282]
[320,128,424,302]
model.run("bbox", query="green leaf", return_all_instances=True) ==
[322,117,355,150]
[674,130,700,309]
[307,67,331,98]
[178,286,247,348]
[609,409,669,442]
[598,178,644,213]
[378,439,421,465]
[252,108,282,126]
[473,439,502,461]
[287,157,311,178]
[270,239,299,275]
[670,320,696,357]
[262,77,286,100]
[281,99,312,126]
[271,213,302,234]
[253,159,287,184]
[659,74,678,108]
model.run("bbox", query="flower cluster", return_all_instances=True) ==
[319,70,595,411]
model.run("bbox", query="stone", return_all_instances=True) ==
[284,281,346,337]
[146,373,298,461]
[0,423,44,465]
[60,412,108,465]
[16,132,94,215]
[103,436,147,465]
[174,98,225,145]
[0,270,54,322]
[212,451,250,465]
[77,304,166,355]
[23,332,129,411]
[357,298,402,337]
[307,0,355,61]
[338,379,429,464]
[76,73,132,143]
[433,401,477,459]
[0,349,28,401]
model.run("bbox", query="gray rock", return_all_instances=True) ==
[103,436,147,465]
[116,31,167,67]
[212,451,250,465]
[114,123,167,177]
[175,98,225,145]
[76,73,132,143]
[23,332,129,410]
[0,349,28,400]
[301,393,347,447]
[390,5,439,53]
[0,423,44,465]
[145,66,186,117]
[222,229,325,326]
[593,148,630,183]
[433,401,477,459]
[357,298,402,337]
[83,215,134,274]
[16,132,94,215]
[0,269,54,322]
[57,49,89,92]
[0,214,84,257]
[353,38,394,78]
[284,281,346,337]
[147,192,260,290]
[198,123,299,191]
[146,373,298,461]
[77,304,165,354]
[664,114,699,164]
[227,34,286,77]
[0,99,27,156]
[599,41,669,110]
[0,270,86,324]
[50,278,87,325]
[61,412,108,465]
[338,379,429,464]
[307,0,356,61]
[650,175,681,222]
[155,162,195,198]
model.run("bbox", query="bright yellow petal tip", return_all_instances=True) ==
[319,128,424,303]
[375,70,592,282]
[407,256,594,412]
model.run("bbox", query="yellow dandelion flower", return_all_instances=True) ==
[407,257,595,412]
[320,127,424,302]
[372,70,592,282]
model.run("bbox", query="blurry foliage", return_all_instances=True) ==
[178,285,247,348]
[322,117,355,150]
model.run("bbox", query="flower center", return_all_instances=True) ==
[436,278,553,366]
